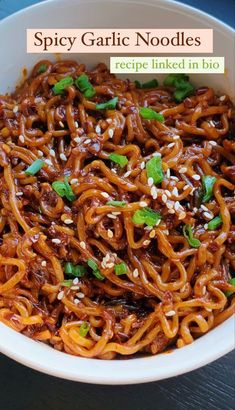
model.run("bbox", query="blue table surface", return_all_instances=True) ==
[0,1,234,409]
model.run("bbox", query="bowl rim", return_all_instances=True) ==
[0,0,234,385]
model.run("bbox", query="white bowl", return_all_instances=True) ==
[0,0,234,384]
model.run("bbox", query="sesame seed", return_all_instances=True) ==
[95,124,101,134]
[168,209,175,214]
[101,192,109,198]
[108,129,114,138]
[149,230,155,238]
[148,177,154,187]
[140,161,145,170]
[166,169,171,178]
[107,213,117,219]
[49,149,55,157]
[183,184,190,190]
[162,194,167,203]
[178,211,186,220]
[76,292,85,299]
[80,241,86,249]
[52,238,61,244]
[203,212,213,220]
[173,135,180,140]
[201,204,208,211]
[143,240,150,246]
[41,261,47,267]
[140,201,148,208]
[84,139,91,145]
[202,286,206,295]
[180,285,186,293]
[192,174,200,180]
[124,170,131,178]
[156,219,161,226]
[193,207,198,213]
[219,95,226,101]
[106,262,114,268]
[174,201,180,211]
[70,178,78,185]
[179,167,187,174]
[19,135,25,143]
[74,298,80,304]
[167,142,175,148]
[70,285,80,290]
[15,192,23,196]
[205,307,212,312]
[153,152,161,157]
[165,190,171,198]
[162,229,169,235]
[106,118,112,124]
[133,268,139,278]
[209,120,215,127]
[144,226,152,231]
[171,176,179,181]
[166,201,174,209]
[150,186,158,199]
[204,224,208,230]
[45,159,52,166]
[13,106,18,113]
[107,229,113,238]
[112,168,117,174]
[74,137,81,143]
[57,291,64,300]
[172,187,178,196]
[64,218,73,225]
[60,153,67,161]
[165,310,176,317]
[112,212,121,215]
[209,140,217,146]
[38,150,43,157]
[73,278,79,285]
[59,121,64,128]
[74,121,79,128]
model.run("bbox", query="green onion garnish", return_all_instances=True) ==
[132,207,161,227]
[201,175,217,203]
[183,224,201,248]
[79,322,89,337]
[87,259,104,281]
[52,76,74,95]
[225,278,235,297]
[207,215,222,230]
[114,262,127,276]
[106,200,126,207]
[96,97,118,110]
[139,107,164,122]
[146,156,164,185]
[52,177,76,201]
[38,64,47,74]
[163,74,194,102]
[64,262,86,277]
[25,159,45,176]
[61,279,73,287]
[75,74,96,99]
[109,153,128,168]
[135,79,158,89]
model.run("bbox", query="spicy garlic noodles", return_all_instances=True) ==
[0,60,234,359]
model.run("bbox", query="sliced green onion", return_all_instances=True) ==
[52,177,76,201]
[75,74,96,98]
[109,153,128,168]
[106,200,126,207]
[135,79,158,89]
[207,215,222,230]
[114,262,127,276]
[87,259,105,281]
[146,156,164,185]
[96,97,118,110]
[225,278,235,297]
[38,64,47,74]
[79,322,89,337]
[64,262,86,277]
[132,207,161,227]
[25,159,45,176]
[61,279,73,287]
[139,107,164,122]
[173,84,194,102]
[163,74,189,87]
[52,76,74,95]
[201,175,216,203]
[183,224,201,248]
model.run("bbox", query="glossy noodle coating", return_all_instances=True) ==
[0,60,234,359]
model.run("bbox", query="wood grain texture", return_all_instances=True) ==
[0,1,234,409]
[0,351,234,410]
